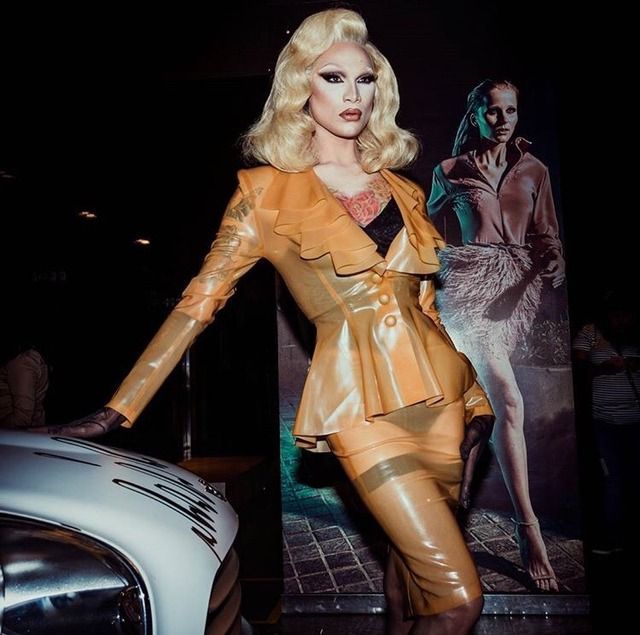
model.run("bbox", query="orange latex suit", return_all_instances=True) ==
[107,166,493,616]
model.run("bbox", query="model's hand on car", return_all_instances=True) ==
[30,407,127,438]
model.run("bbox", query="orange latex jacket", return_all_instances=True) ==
[108,166,492,450]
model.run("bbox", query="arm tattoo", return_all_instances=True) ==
[226,187,263,221]
[206,224,241,281]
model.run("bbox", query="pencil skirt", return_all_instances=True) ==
[327,398,482,616]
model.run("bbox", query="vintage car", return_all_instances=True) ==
[0,429,244,635]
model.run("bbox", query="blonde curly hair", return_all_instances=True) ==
[242,8,419,172]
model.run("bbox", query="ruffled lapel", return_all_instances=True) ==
[267,170,384,275]
[380,170,445,275]
[266,168,444,276]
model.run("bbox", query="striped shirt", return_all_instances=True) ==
[573,324,640,425]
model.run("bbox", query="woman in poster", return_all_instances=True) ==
[36,9,495,633]
[427,79,564,592]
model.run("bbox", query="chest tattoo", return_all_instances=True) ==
[330,176,392,227]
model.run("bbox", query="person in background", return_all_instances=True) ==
[427,79,564,591]
[1,322,49,429]
[35,10,495,633]
[572,290,640,556]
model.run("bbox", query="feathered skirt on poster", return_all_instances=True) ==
[435,243,542,358]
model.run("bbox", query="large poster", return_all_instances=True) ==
[427,78,582,595]
[278,8,585,608]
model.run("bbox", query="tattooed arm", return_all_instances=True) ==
[105,185,265,427]
[171,186,264,325]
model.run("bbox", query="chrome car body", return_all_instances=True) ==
[0,429,241,635]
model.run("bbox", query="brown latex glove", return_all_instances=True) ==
[30,406,128,438]
[459,414,495,510]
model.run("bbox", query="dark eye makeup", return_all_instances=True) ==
[318,72,376,84]
[319,72,343,83]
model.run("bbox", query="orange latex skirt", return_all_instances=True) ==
[327,398,482,617]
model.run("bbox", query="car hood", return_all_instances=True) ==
[0,429,239,634]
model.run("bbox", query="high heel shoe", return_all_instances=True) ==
[512,517,559,592]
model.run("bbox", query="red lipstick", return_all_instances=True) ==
[340,109,362,121]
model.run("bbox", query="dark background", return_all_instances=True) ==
[0,0,618,453]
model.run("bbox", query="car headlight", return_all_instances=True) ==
[0,516,150,635]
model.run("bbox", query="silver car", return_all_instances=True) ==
[0,429,244,635]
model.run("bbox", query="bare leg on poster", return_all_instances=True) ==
[476,355,559,592]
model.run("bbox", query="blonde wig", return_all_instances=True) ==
[242,8,420,172]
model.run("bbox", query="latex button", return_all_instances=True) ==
[379,294,390,305]
[384,315,397,327]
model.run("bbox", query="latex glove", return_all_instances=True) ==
[30,406,128,438]
[459,414,495,510]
